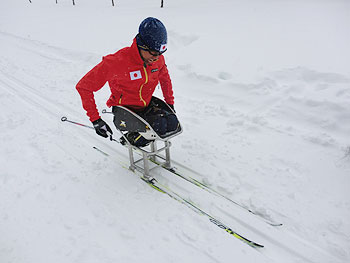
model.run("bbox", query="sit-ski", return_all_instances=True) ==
[111,96,183,181]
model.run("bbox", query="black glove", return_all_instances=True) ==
[168,104,175,112]
[92,118,113,138]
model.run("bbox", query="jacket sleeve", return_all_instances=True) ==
[76,56,114,122]
[158,58,174,105]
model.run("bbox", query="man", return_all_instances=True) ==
[76,17,176,145]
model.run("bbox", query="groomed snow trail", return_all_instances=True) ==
[1,27,349,263]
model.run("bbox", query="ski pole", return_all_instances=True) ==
[61,116,94,130]
[61,116,119,143]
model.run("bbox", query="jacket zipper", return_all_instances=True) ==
[139,66,148,106]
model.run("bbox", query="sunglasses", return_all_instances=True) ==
[140,45,166,57]
[138,34,167,56]
[147,49,164,57]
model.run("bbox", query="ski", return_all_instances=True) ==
[138,173,264,248]
[92,145,264,248]
[63,118,266,248]
[150,159,282,227]
[92,144,281,227]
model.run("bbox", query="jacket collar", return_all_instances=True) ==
[130,38,145,66]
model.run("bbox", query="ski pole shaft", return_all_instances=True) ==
[61,116,94,130]
[61,116,119,143]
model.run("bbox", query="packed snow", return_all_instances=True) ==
[1,0,349,262]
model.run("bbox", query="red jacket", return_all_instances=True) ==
[76,38,174,122]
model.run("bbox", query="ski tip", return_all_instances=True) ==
[61,116,67,122]
[252,242,264,248]
[271,223,283,227]
[253,244,264,249]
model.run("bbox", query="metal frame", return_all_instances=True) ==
[103,97,182,180]
[127,140,172,179]
[116,114,179,180]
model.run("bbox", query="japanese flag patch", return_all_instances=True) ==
[160,44,167,52]
[130,70,142,80]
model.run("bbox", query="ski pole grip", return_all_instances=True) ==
[61,117,67,122]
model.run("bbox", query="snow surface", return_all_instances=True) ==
[1,0,350,262]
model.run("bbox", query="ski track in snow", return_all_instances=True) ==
[0,30,268,263]
[173,62,350,262]
[1,3,350,262]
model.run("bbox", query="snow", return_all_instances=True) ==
[1,0,350,262]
